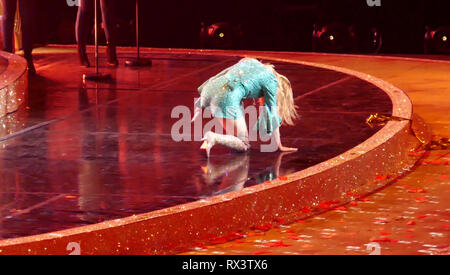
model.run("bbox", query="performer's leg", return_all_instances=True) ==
[19,0,36,74]
[75,0,93,67]
[202,117,250,157]
[1,0,17,53]
[100,0,118,67]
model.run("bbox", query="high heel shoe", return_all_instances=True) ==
[106,42,119,67]
[24,53,36,76]
[78,44,90,68]
[200,132,216,158]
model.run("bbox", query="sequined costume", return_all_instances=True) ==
[196,58,282,136]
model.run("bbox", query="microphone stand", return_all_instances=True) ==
[125,0,152,67]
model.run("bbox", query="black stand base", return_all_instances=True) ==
[83,73,113,82]
[125,58,152,67]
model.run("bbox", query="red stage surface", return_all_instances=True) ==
[0,47,428,254]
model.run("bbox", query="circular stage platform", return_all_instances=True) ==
[0,47,427,254]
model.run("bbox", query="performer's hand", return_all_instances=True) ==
[278,145,298,152]
[192,107,201,123]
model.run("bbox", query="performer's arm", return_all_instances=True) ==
[261,75,297,152]
[192,99,202,123]
[272,127,298,152]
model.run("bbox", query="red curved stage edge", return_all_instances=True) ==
[0,48,429,255]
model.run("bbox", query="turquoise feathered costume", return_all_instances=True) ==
[195,58,282,136]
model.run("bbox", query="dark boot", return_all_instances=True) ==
[106,42,118,67]
[77,43,90,67]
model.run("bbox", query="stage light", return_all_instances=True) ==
[314,22,350,53]
[313,23,382,53]
[426,26,450,54]
[367,27,382,54]
[199,22,239,49]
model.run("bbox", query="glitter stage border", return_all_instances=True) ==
[0,51,28,118]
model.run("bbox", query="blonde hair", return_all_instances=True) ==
[264,64,299,126]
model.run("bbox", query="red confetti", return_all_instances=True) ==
[358,197,371,202]
[278,176,288,181]
[376,174,388,180]
[210,237,228,245]
[416,215,427,219]
[415,197,428,203]
[274,218,285,224]
[441,224,450,228]
[247,232,264,237]
[374,219,389,224]
[407,188,427,193]
[380,232,391,236]
[320,233,337,239]
[254,223,272,231]
[334,206,347,211]
[407,221,416,226]
[301,206,311,213]
[403,234,415,238]
[318,202,332,210]
[285,229,295,234]
[370,237,398,243]
[194,244,208,249]
[287,235,304,241]
[263,241,292,248]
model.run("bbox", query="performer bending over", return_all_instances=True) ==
[192,58,298,157]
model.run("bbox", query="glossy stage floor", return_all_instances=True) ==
[0,46,447,255]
